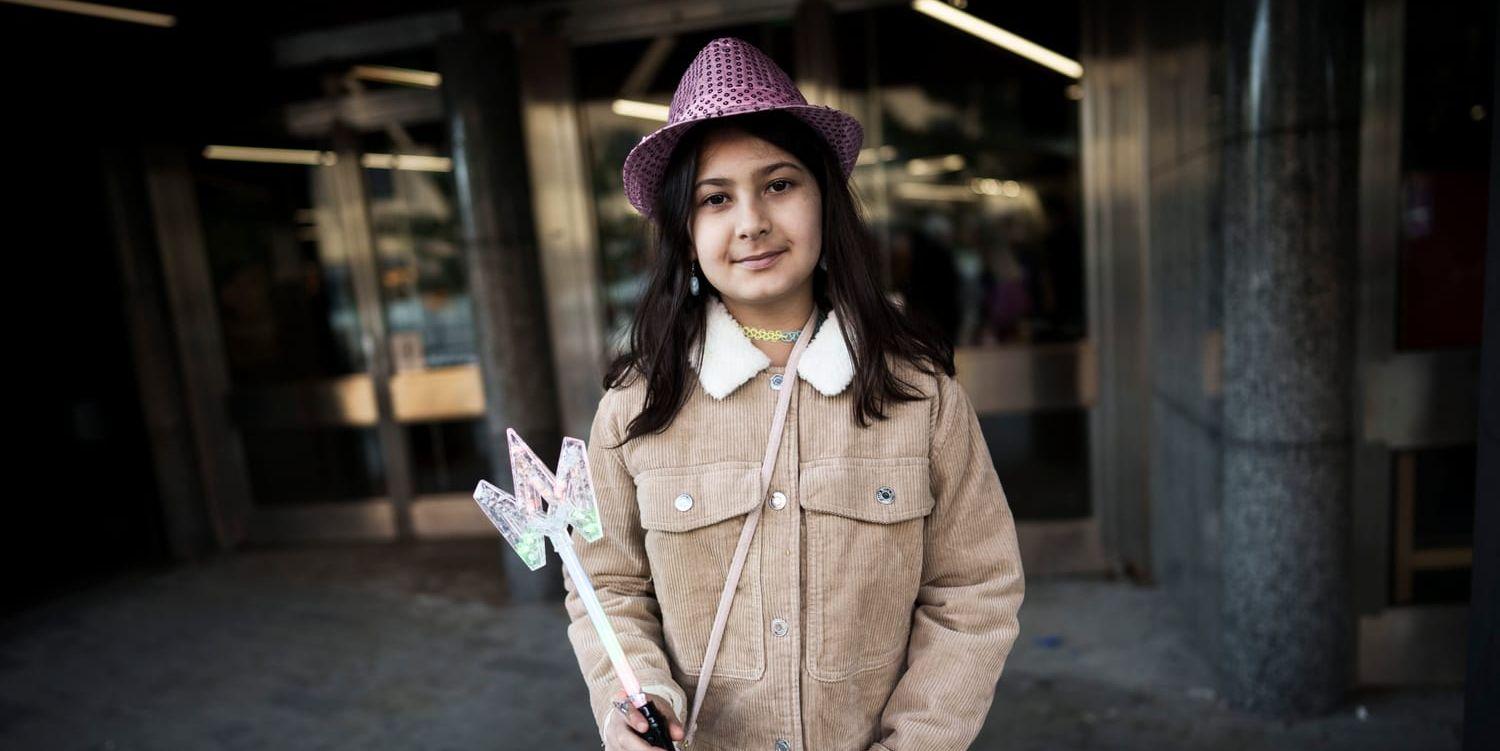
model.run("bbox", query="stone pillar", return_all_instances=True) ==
[1219,0,1360,716]
[439,30,565,602]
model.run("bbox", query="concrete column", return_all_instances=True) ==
[1219,0,1361,716]
[439,31,565,602]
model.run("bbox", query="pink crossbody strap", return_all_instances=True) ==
[683,306,819,747]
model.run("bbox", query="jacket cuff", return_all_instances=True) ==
[642,681,687,720]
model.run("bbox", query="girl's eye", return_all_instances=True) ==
[700,179,791,207]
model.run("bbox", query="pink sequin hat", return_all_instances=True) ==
[621,36,865,219]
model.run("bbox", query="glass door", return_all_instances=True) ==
[181,60,490,545]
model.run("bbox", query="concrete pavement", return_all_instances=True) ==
[0,540,1462,750]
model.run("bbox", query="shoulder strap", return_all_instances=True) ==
[684,306,819,747]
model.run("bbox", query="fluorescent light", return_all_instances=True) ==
[905,153,966,176]
[971,178,1023,197]
[350,65,442,89]
[1,0,175,27]
[894,182,980,203]
[895,178,1032,203]
[203,146,331,166]
[359,153,453,172]
[612,99,671,122]
[203,145,452,172]
[857,145,898,165]
[911,0,1083,79]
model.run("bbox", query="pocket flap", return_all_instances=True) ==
[636,464,763,532]
[800,458,935,524]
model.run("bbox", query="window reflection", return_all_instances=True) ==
[199,159,365,383]
[362,123,474,370]
[842,5,1084,347]
[1396,0,1493,350]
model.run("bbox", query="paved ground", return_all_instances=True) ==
[0,540,1463,750]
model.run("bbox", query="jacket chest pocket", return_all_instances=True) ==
[636,464,766,681]
[801,457,935,682]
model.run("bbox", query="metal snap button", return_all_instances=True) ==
[674,492,694,511]
[769,373,784,390]
[770,617,789,637]
[875,486,895,504]
[769,491,788,510]
[775,739,791,751]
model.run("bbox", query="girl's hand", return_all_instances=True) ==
[604,689,685,750]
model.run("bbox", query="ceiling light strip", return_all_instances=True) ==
[911,0,1082,79]
[2,0,176,27]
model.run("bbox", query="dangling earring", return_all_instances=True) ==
[818,254,828,271]
[689,259,701,296]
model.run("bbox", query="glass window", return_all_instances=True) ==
[361,121,474,371]
[197,153,389,503]
[835,3,1085,348]
[1396,0,1494,350]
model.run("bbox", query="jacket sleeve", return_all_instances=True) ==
[563,388,687,742]
[870,373,1026,751]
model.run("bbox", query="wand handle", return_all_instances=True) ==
[551,532,645,696]
[635,699,675,749]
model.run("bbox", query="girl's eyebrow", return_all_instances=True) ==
[694,161,803,189]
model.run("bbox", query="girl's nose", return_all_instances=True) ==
[736,201,771,241]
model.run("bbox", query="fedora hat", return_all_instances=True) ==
[621,36,864,220]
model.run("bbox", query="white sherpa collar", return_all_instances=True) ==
[687,296,855,400]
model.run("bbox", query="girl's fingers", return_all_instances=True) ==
[606,690,653,749]
[604,713,637,751]
[609,689,650,733]
[609,690,689,747]
[609,716,654,751]
[648,699,684,740]
[626,704,648,733]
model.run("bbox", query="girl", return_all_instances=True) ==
[563,37,1024,751]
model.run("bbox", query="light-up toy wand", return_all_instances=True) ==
[473,428,675,749]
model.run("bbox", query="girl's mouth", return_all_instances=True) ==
[736,249,786,270]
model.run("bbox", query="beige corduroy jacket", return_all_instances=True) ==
[563,297,1025,751]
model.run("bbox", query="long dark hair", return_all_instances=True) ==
[603,110,954,448]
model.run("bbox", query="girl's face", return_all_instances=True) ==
[688,128,822,310]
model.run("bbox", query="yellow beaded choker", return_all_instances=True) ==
[739,324,802,343]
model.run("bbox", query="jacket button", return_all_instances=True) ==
[674,492,694,511]
[769,491,788,510]
[770,617,789,637]
[875,486,895,504]
[775,739,791,751]
[769,373,784,390]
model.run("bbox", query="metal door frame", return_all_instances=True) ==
[1354,0,1482,686]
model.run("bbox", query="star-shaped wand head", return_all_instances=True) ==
[472,428,603,571]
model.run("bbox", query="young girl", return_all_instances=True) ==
[563,37,1024,751]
